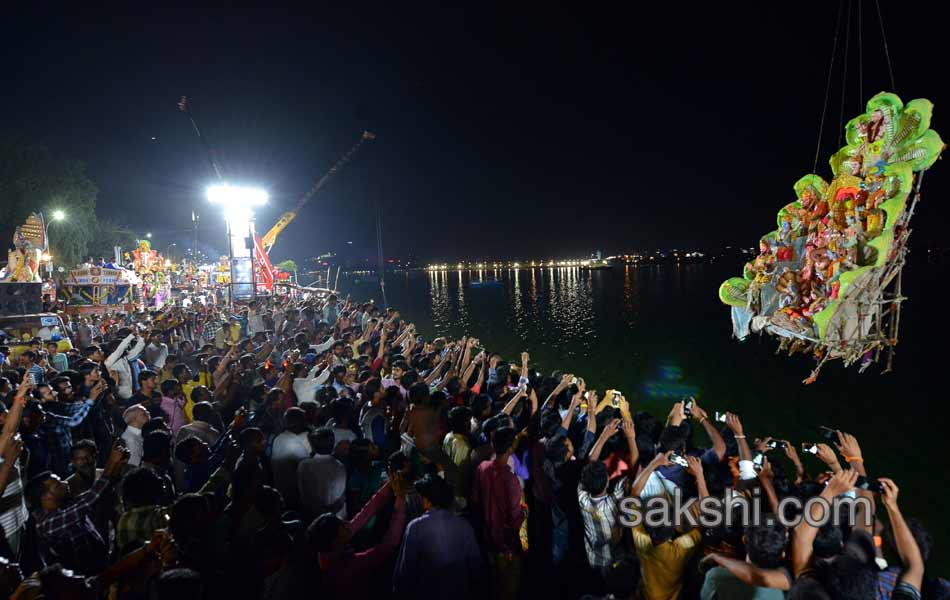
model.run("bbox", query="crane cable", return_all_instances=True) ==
[292,131,376,215]
[813,0,844,173]
[178,96,223,182]
[858,0,863,110]
[874,0,896,93]
[837,0,852,148]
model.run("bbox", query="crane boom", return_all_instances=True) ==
[260,131,375,253]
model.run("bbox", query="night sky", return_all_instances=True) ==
[2,3,948,266]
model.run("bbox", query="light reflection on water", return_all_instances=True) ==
[424,267,600,358]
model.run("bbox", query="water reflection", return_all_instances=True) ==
[456,270,470,331]
[623,265,640,327]
[428,270,451,336]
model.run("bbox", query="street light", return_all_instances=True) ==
[51,210,66,222]
[146,232,152,239]
[207,184,268,302]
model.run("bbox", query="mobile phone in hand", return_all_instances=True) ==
[669,453,689,468]
[855,475,884,493]
[683,398,693,417]
[818,426,837,441]
[714,411,728,422]
[802,443,820,455]
[752,451,765,470]
[767,440,787,450]
[612,391,621,407]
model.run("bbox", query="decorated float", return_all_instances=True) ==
[124,239,172,308]
[720,92,945,382]
[0,213,47,283]
[60,266,143,315]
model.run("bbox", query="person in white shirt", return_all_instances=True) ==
[105,333,145,401]
[121,404,150,466]
[247,300,267,336]
[297,427,347,521]
[292,359,330,405]
[271,407,312,509]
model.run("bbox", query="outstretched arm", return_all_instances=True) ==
[879,478,924,591]
[630,452,670,498]
[104,334,135,368]
[703,553,791,590]
[588,415,618,463]
[688,400,726,459]
[793,469,857,576]
[542,374,572,413]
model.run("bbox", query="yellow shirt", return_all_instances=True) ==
[182,371,213,421]
[632,526,701,600]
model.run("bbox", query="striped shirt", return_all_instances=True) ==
[0,459,29,542]
[577,477,629,568]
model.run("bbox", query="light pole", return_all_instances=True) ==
[44,210,66,273]
[166,243,177,261]
[207,184,268,304]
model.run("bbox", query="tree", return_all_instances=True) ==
[0,137,98,268]
[276,259,299,277]
[87,219,138,264]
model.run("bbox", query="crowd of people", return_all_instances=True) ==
[0,291,944,599]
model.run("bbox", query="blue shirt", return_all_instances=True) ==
[393,508,483,600]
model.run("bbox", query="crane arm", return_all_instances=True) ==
[261,130,375,255]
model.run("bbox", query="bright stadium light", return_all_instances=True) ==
[207,184,268,208]
[51,210,66,221]
[206,184,268,303]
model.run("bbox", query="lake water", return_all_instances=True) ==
[339,260,949,570]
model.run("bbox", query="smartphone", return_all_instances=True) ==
[669,453,689,468]
[683,397,694,417]
[571,377,578,385]
[26,372,36,386]
[855,475,884,493]
[802,443,820,455]
[752,451,765,470]
[767,440,787,450]
[612,391,621,407]
[714,411,728,422]
[818,426,837,441]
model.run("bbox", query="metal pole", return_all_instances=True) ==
[334,266,341,291]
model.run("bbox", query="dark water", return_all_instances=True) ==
[340,261,949,571]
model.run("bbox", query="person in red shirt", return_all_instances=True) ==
[306,471,408,600]
[472,426,524,600]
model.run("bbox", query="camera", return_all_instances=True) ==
[802,443,819,455]
[767,440,787,450]
[714,411,728,422]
